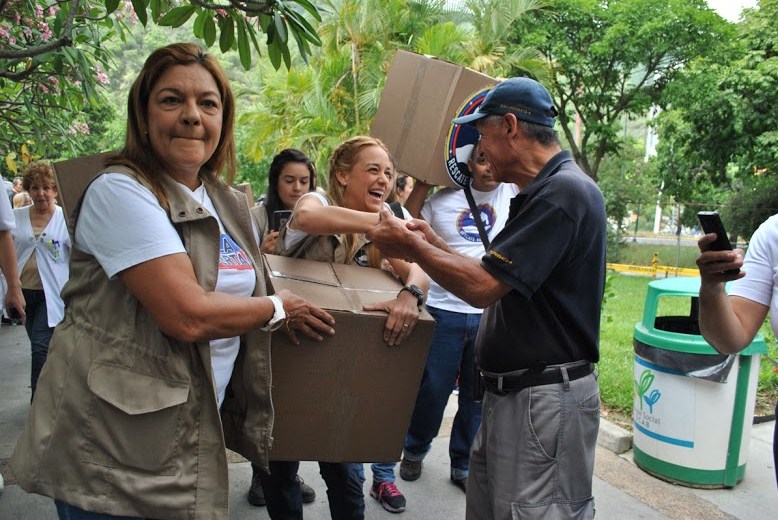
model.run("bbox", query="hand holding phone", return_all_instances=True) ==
[697,211,740,275]
[272,210,293,232]
[6,305,22,322]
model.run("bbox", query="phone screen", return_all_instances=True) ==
[272,210,293,232]
[697,211,739,274]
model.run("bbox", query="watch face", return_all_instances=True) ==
[267,317,285,332]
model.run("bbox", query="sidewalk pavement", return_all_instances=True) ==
[1,322,776,519]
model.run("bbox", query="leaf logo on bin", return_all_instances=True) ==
[635,369,662,413]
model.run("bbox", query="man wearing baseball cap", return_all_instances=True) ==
[368,77,605,519]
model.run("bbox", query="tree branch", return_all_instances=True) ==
[0,0,79,60]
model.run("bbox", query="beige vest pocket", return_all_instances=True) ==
[82,362,190,475]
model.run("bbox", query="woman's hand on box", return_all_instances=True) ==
[276,289,335,345]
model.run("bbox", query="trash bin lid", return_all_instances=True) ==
[635,276,767,355]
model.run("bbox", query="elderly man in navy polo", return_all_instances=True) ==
[367,77,605,520]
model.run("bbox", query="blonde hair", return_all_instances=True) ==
[326,136,393,267]
[13,191,31,208]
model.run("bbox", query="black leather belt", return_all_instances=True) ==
[482,363,594,395]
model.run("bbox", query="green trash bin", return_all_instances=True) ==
[632,277,766,488]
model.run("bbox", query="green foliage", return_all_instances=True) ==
[615,243,700,270]
[722,173,778,241]
[512,0,732,180]
[237,0,546,184]
[598,141,660,234]
[0,0,324,163]
[656,0,778,212]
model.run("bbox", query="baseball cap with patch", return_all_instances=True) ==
[452,77,557,127]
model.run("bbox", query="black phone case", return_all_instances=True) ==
[697,211,732,251]
[272,210,293,232]
[697,211,739,274]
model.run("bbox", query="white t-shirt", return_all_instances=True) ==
[77,173,256,407]
[421,183,518,313]
[0,189,14,231]
[729,214,778,338]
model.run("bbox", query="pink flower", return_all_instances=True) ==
[49,6,59,16]
[96,72,110,85]
[8,36,15,46]
[13,12,20,24]
[49,75,58,86]
[23,27,32,38]
[0,27,8,39]
[216,9,228,18]
[39,83,48,93]
[35,6,43,18]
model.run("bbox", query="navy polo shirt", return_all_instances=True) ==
[475,150,606,373]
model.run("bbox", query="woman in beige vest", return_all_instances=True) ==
[11,43,335,520]
[247,149,319,506]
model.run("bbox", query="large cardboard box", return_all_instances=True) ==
[371,50,497,188]
[52,152,114,235]
[264,254,435,462]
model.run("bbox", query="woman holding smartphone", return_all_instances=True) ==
[247,148,318,507]
[256,136,429,519]
[250,149,317,255]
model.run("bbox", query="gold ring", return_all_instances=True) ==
[403,324,409,328]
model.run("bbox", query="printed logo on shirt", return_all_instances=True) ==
[220,234,253,270]
[457,204,496,243]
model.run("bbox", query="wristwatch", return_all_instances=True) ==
[399,284,425,308]
[261,295,286,332]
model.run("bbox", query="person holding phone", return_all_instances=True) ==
[258,136,429,519]
[11,162,71,400]
[246,149,318,507]
[250,149,317,255]
[697,214,778,489]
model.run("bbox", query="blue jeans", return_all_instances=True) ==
[259,461,365,520]
[55,501,143,519]
[370,462,396,483]
[23,289,54,399]
[404,306,483,479]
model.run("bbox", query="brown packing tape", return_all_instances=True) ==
[394,53,429,170]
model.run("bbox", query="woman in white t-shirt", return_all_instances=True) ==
[11,43,335,520]
[697,216,778,490]
[11,162,70,399]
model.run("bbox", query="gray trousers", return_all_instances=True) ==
[466,371,600,520]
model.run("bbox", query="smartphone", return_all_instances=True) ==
[6,306,21,321]
[272,210,293,232]
[697,211,740,274]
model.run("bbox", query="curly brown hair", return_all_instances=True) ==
[21,162,57,192]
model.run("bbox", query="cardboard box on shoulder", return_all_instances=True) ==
[263,253,435,462]
[52,152,115,234]
[371,50,497,189]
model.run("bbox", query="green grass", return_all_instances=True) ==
[611,242,700,269]
[599,273,778,420]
